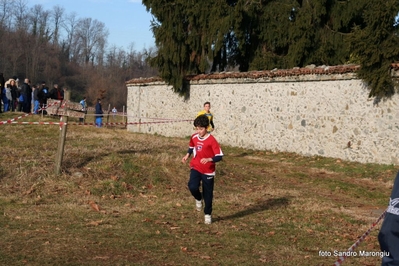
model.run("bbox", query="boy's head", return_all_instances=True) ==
[203,101,211,113]
[194,114,210,128]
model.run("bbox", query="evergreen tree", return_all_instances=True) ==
[143,0,236,95]
[144,0,399,98]
[349,0,399,98]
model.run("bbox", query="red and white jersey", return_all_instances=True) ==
[189,133,223,175]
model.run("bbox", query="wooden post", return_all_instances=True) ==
[106,103,110,127]
[54,90,70,175]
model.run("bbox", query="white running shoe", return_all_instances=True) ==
[204,214,212,224]
[195,200,202,211]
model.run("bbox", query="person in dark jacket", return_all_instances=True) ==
[20,78,32,113]
[10,79,18,111]
[38,81,49,110]
[95,98,103,128]
[50,84,64,100]
[0,73,4,112]
[378,171,399,265]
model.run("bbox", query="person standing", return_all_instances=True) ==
[38,81,49,111]
[181,115,224,224]
[32,84,40,114]
[95,98,103,127]
[20,78,31,113]
[10,79,18,111]
[0,73,6,113]
[79,97,88,123]
[0,73,5,112]
[196,101,215,133]
[111,106,117,120]
[3,84,11,112]
[0,84,11,113]
[50,84,64,100]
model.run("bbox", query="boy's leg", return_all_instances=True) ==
[187,169,202,201]
[202,174,214,215]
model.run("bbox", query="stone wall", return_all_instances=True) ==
[126,65,399,165]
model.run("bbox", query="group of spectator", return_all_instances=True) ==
[0,73,65,114]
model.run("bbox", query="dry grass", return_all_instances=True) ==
[0,112,396,265]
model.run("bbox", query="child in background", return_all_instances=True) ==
[95,98,103,127]
[196,101,215,133]
[111,106,117,120]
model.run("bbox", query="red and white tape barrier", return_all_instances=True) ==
[0,113,31,125]
[333,209,387,266]
[0,100,61,124]
[66,119,193,126]
[83,113,185,122]
[35,101,60,113]
[6,121,66,125]
[3,119,193,126]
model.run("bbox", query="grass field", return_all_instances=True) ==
[0,111,396,265]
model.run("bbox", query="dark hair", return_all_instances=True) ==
[204,101,210,106]
[194,115,209,128]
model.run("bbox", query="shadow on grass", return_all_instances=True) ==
[215,197,290,222]
[62,149,154,169]
[63,153,109,169]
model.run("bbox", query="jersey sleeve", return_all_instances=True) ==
[189,134,196,157]
[211,137,223,157]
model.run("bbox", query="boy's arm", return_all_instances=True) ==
[182,148,193,163]
[210,113,215,130]
[211,138,223,162]
[200,155,222,164]
[211,155,223,162]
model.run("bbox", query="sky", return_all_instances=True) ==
[26,0,156,52]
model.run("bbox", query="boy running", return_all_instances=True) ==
[196,101,214,133]
[182,115,224,224]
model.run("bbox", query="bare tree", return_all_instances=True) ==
[75,18,108,65]
[0,0,15,30]
[0,0,156,110]
[106,45,127,68]
[102,45,128,107]
[61,11,78,62]
[13,0,29,31]
[29,4,51,40]
[51,5,64,46]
